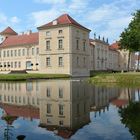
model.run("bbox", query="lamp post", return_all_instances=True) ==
[35,63,39,70]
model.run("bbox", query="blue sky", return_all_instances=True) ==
[0,0,140,43]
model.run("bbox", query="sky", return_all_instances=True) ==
[0,0,140,43]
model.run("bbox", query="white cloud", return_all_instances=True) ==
[10,16,20,24]
[0,13,7,24]
[34,0,66,4]
[30,9,61,27]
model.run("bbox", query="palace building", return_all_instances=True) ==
[0,14,136,76]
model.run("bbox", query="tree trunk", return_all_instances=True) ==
[127,51,131,71]
[137,51,140,71]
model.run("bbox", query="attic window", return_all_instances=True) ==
[53,20,57,25]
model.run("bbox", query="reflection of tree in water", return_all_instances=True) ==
[2,115,26,140]
[119,101,140,140]
[2,115,16,140]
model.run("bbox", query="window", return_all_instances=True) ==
[47,104,51,114]
[76,40,79,50]
[83,57,86,66]
[83,41,86,51]
[59,120,63,125]
[7,50,9,57]
[46,31,50,36]
[59,104,64,115]
[11,50,13,57]
[27,48,29,56]
[3,51,6,57]
[18,49,21,56]
[77,57,79,66]
[36,48,39,55]
[58,39,63,49]
[46,41,50,50]
[14,50,17,56]
[18,62,21,68]
[46,88,51,97]
[15,62,17,68]
[58,57,63,66]
[46,57,50,66]
[59,88,63,98]
[58,30,63,34]
[22,49,25,56]
[32,48,34,55]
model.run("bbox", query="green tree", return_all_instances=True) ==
[119,102,140,140]
[120,10,140,71]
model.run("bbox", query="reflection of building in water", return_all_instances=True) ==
[39,80,90,138]
[0,80,136,138]
[0,81,40,120]
[111,88,135,108]
[89,85,121,116]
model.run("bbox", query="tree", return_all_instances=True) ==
[120,10,140,71]
[119,102,140,140]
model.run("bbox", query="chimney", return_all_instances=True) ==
[26,30,32,35]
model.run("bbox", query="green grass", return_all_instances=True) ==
[0,74,70,81]
[89,72,140,87]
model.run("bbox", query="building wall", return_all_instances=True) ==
[0,44,39,71]
[38,25,90,77]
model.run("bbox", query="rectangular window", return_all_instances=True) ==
[32,48,34,55]
[58,30,63,34]
[59,88,63,98]
[83,41,86,51]
[46,57,50,66]
[58,57,63,67]
[18,49,21,56]
[76,40,79,50]
[15,62,17,68]
[7,50,9,57]
[3,51,6,57]
[18,62,21,68]
[46,88,51,97]
[36,48,39,55]
[59,104,64,115]
[47,104,51,114]
[83,57,86,66]
[27,48,29,56]
[46,31,50,36]
[58,39,63,49]
[11,50,13,57]
[11,62,13,68]
[46,41,50,50]
[14,50,17,57]
[22,49,25,56]
[77,57,79,66]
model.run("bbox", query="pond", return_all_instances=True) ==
[0,80,139,140]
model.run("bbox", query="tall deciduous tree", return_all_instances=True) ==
[120,10,140,71]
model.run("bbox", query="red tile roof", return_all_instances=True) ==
[111,99,128,107]
[110,42,120,50]
[0,27,18,35]
[38,14,90,31]
[0,103,39,119]
[0,32,39,47]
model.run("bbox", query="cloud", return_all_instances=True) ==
[0,13,7,24]
[30,9,61,27]
[10,16,20,24]
[34,0,66,4]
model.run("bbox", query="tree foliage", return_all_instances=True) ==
[119,102,140,140]
[120,10,140,52]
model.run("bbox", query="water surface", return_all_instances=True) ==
[0,80,139,140]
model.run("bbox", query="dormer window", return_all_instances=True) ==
[58,30,63,34]
[46,31,50,36]
[53,20,57,25]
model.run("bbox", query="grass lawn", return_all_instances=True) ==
[0,73,70,81]
[89,72,140,87]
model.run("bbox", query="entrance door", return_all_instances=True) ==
[26,61,32,70]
